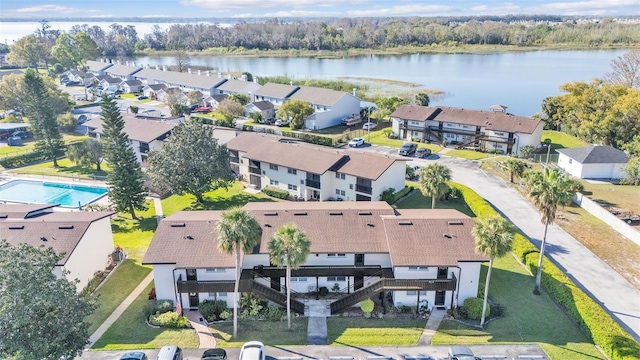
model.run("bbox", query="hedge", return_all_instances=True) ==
[261,186,290,200]
[449,182,640,360]
[0,151,49,168]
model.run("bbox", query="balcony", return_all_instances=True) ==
[305,179,321,189]
[249,167,261,175]
[230,156,240,164]
[355,184,372,194]
[400,123,426,131]
[176,280,235,293]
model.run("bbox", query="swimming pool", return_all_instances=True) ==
[0,180,109,208]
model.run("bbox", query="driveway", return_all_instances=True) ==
[78,344,547,360]
[360,144,640,341]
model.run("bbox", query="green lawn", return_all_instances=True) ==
[0,133,87,158]
[111,201,158,263]
[209,318,308,347]
[542,130,589,150]
[394,190,476,217]
[91,282,199,350]
[10,157,109,179]
[432,254,605,360]
[120,94,137,99]
[161,182,274,217]
[327,318,426,346]
[366,130,410,148]
[444,149,493,160]
[85,259,151,335]
[135,98,153,103]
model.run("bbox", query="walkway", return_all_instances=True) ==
[184,310,217,348]
[151,196,164,225]
[305,299,331,345]
[85,272,154,349]
[417,309,447,345]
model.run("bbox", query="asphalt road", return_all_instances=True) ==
[356,143,640,342]
[78,344,547,360]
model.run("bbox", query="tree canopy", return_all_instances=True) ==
[7,35,48,69]
[0,73,71,119]
[277,99,314,130]
[147,120,235,203]
[51,32,100,70]
[603,50,640,89]
[419,163,451,209]
[0,240,96,359]
[66,138,104,171]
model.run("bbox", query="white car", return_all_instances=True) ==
[362,122,377,130]
[239,341,265,360]
[348,137,365,147]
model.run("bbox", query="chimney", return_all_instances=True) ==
[227,74,231,80]
[253,76,258,84]
[117,60,121,65]
[197,70,201,75]
[125,61,129,66]
[132,61,136,67]
[155,64,159,70]
[218,72,222,78]
[145,64,149,69]
[206,71,211,77]
[353,88,357,97]
[162,65,167,72]
[290,81,293,86]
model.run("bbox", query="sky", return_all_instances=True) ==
[2,0,639,18]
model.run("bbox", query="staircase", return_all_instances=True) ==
[243,280,306,314]
[455,133,486,149]
[426,128,443,142]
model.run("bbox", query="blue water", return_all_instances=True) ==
[0,180,108,208]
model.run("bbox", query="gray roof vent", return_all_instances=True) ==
[359,212,372,216]
[294,212,307,216]
[448,221,464,225]
[264,212,278,216]
[183,235,194,240]
[8,225,24,230]
[58,225,74,230]
[398,221,413,225]
[40,237,47,242]
[329,211,343,216]
[443,234,453,239]
[170,223,186,228]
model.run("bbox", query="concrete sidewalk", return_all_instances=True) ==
[85,272,154,349]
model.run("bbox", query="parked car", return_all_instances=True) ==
[201,348,227,360]
[11,131,32,139]
[447,346,481,360]
[415,147,432,158]
[348,137,365,147]
[193,106,212,113]
[77,114,89,124]
[120,352,148,360]
[157,345,183,360]
[64,81,80,87]
[189,104,200,111]
[275,119,289,127]
[137,95,149,100]
[399,143,417,156]
[239,341,265,360]
[362,122,377,130]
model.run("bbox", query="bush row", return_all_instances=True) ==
[381,185,414,204]
[262,186,290,200]
[449,182,640,360]
[279,130,336,147]
[148,311,189,328]
[0,151,50,168]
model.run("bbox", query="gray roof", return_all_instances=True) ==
[249,101,274,110]
[253,83,299,98]
[144,83,167,91]
[134,68,163,80]
[557,145,630,164]
[288,86,351,107]
[123,79,143,86]
[86,60,113,72]
[0,123,30,130]
[215,79,261,94]
[153,71,227,90]
[105,64,143,77]
[83,115,176,144]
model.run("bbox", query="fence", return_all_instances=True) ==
[530,153,559,163]
[573,192,640,246]
[3,172,107,184]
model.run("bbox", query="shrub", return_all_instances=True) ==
[399,305,413,314]
[0,151,49,168]
[143,300,174,318]
[199,300,229,322]
[318,286,329,297]
[149,311,189,328]
[463,297,488,320]
[261,186,290,200]
[262,306,286,321]
[380,186,414,204]
[452,306,467,319]
[220,309,232,320]
[239,293,265,320]
[80,270,107,297]
[360,299,375,314]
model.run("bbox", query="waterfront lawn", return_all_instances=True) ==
[394,190,475,217]
[85,259,151,335]
[367,130,411,148]
[432,254,604,360]
[327,318,426,346]
[161,182,274,217]
[111,200,157,263]
[542,130,589,150]
[444,149,492,160]
[91,282,199,350]
[209,318,308,347]
[10,157,109,178]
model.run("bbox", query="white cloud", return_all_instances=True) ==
[348,4,456,17]
[15,4,83,14]
[181,0,360,10]
[90,14,114,18]
[528,0,640,15]
[141,14,171,18]
[471,3,522,15]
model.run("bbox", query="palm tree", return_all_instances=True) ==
[526,168,579,294]
[216,207,262,338]
[268,224,311,329]
[502,158,527,183]
[472,216,515,327]
[419,163,451,208]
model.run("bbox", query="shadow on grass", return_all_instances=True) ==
[110,214,158,234]
[185,193,275,211]
[56,163,107,177]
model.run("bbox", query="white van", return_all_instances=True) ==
[157,345,183,360]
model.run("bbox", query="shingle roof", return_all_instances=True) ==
[2,210,114,265]
[142,203,485,268]
[392,105,542,134]
[215,79,261,93]
[105,64,142,77]
[145,71,227,90]
[103,77,122,84]
[123,79,143,86]
[253,83,299,98]
[226,132,289,153]
[134,68,163,80]
[250,101,274,111]
[86,60,113,72]
[145,83,167,91]
[288,86,350,107]
[244,140,346,175]
[83,115,176,144]
[338,150,405,180]
[557,145,630,164]
[0,204,56,219]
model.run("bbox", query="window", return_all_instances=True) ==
[446,133,455,139]
[494,132,505,136]
[446,122,455,127]
[335,172,345,180]
[340,190,345,196]
[205,268,226,273]
[409,120,422,126]
[270,179,279,186]
[327,276,346,282]
[288,168,297,175]
[291,277,307,282]
[269,164,279,171]
[462,124,471,129]
[349,184,353,190]
[218,292,227,297]
[327,253,346,257]
[335,189,345,196]
[288,184,297,191]
[568,159,573,164]
[408,290,427,295]
[409,266,428,271]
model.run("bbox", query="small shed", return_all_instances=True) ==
[8,136,23,146]
[557,145,629,179]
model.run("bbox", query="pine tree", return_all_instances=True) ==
[100,95,147,219]
[22,69,64,167]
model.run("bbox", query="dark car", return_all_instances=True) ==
[64,81,80,87]
[416,147,432,158]
[137,95,149,100]
[202,348,227,360]
[11,130,32,139]
[119,351,148,360]
[399,143,417,156]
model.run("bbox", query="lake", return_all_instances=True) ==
[135,50,627,116]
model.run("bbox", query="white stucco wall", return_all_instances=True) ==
[153,264,178,302]
[63,217,114,291]
[305,95,360,130]
[581,163,627,179]
[557,153,585,178]
[243,254,270,269]
[457,262,482,305]
[371,161,406,200]
[261,162,304,197]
